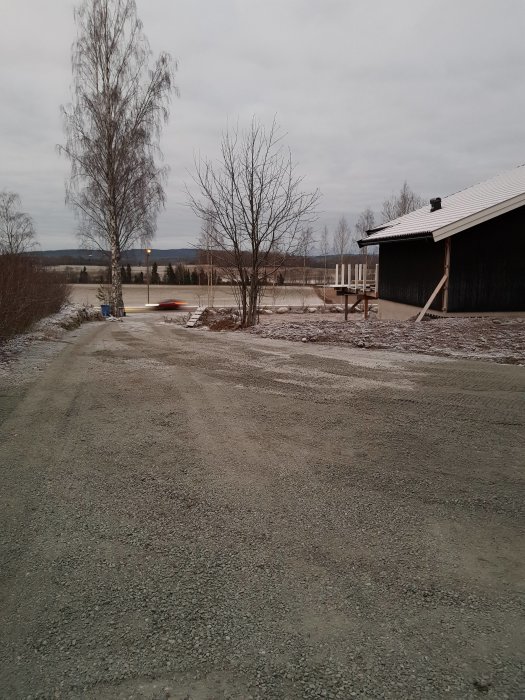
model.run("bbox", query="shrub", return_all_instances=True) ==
[0,254,70,342]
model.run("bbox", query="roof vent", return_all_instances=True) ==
[430,197,441,212]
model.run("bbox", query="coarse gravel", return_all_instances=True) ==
[248,315,525,365]
[0,314,524,699]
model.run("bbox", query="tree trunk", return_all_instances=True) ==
[236,270,248,326]
[110,229,123,315]
[323,255,327,306]
[246,274,259,327]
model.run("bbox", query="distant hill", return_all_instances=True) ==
[35,249,376,268]
[36,248,198,265]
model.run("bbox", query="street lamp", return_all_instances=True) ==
[145,247,152,304]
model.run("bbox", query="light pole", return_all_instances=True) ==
[145,247,152,304]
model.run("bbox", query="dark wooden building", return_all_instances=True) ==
[359,166,525,319]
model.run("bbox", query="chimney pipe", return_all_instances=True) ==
[430,197,441,212]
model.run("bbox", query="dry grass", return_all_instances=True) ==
[207,316,240,331]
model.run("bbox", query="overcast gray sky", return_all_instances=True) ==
[1,0,524,250]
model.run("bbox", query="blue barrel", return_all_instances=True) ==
[101,304,110,317]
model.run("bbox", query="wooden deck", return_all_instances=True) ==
[330,263,379,319]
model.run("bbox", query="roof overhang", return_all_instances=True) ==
[432,191,525,241]
[358,231,432,247]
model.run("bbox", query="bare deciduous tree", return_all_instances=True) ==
[188,118,319,327]
[332,216,351,264]
[355,207,377,262]
[59,0,176,313]
[319,224,330,303]
[296,226,316,286]
[355,207,375,239]
[0,191,36,254]
[197,211,216,308]
[381,181,425,223]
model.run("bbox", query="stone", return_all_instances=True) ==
[473,678,491,692]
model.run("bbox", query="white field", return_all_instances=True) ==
[69,284,323,308]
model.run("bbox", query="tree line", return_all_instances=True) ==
[75,262,222,285]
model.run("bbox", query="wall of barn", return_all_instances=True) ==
[378,238,445,310]
[448,206,525,311]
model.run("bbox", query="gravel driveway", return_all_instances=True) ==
[1,315,523,699]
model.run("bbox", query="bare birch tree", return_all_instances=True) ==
[332,216,351,264]
[188,118,319,327]
[59,0,176,313]
[0,191,36,254]
[381,181,424,223]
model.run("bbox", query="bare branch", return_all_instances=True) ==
[355,207,375,238]
[332,216,351,264]
[381,181,425,223]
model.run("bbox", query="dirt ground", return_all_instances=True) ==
[1,314,524,699]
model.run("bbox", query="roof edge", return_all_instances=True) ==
[433,192,525,242]
[358,231,433,247]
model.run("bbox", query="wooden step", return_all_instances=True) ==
[186,307,206,328]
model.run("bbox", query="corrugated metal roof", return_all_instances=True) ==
[360,164,525,246]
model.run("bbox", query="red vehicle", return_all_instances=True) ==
[154,299,187,311]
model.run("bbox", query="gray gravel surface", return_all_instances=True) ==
[249,316,525,365]
[1,315,524,699]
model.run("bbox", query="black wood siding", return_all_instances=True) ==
[378,238,445,309]
[448,206,525,311]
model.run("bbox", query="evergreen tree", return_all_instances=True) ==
[78,265,89,283]
[191,269,199,285]
[150,261,161,284]
[126,264,132,283]
[174,263,187,284]
[165,263,176,284]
